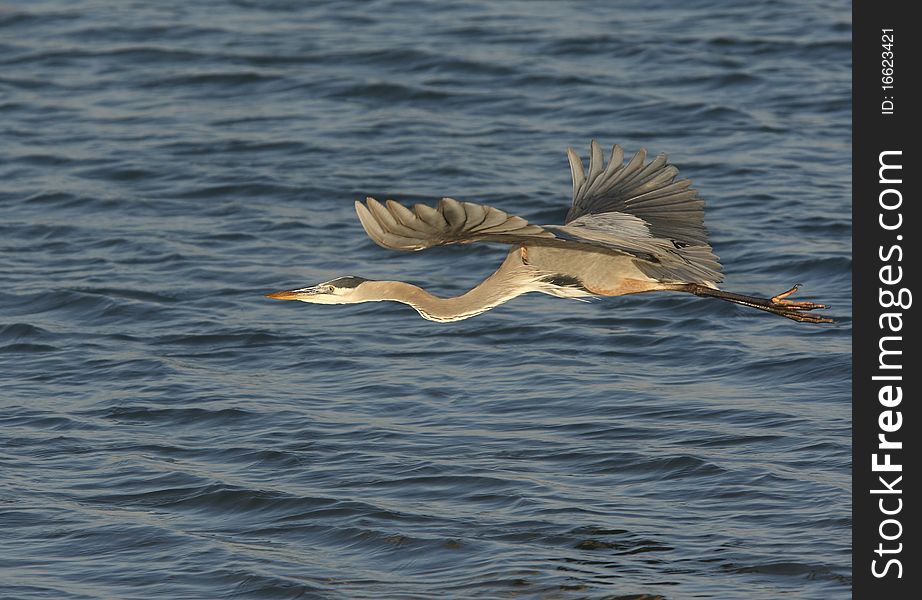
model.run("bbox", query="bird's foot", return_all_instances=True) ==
[765,284,832,323]
[772,308,834,323]
[769,284,827,311]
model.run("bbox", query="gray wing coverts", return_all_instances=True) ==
[355,141,723,285]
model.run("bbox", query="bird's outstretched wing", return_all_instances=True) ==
[355,197,556,251]
[566,140,708,246]
[355,141,723,285]
[356,197,663,261]
[563,140,723,283]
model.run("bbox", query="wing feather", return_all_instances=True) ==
[567,149,585,202]
[440,197,468,231]
[586,142,605,190]
[413,202,449,229]
[355,201,428,250]
[386,198,421,228]
[462,202,489,231]
[366,198,419,239]
[470,206,509,231]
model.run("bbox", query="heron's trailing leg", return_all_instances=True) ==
[682,283,832,323]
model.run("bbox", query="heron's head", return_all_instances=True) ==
[266,276,371,304]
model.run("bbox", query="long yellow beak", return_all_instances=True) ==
[266,289,304,300]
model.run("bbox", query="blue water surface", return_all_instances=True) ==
[1,1,851,598]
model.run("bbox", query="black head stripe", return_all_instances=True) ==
[328,276,367,289]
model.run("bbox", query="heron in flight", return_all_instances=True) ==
[268,141,831,323]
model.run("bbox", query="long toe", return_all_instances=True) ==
[769,285,826,310]
[770,284,801,302]
[777,308,834,323]
[773,299,827,310]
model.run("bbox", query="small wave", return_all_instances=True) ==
[327,82,456,103]
[228,572,326,599]
[74,164,159,182]
[173,182,302,200]
[0,342,59,353]
[724,560,851,584]
[154,331,286,348]
[76,286,179,304]
[0,322,52,341]
[0,8,74,29]
[100,405,257,426]
[139,71,282,89]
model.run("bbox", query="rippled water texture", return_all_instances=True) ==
[1,1,851,598]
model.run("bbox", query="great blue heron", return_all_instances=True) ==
[267,141,831,323]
